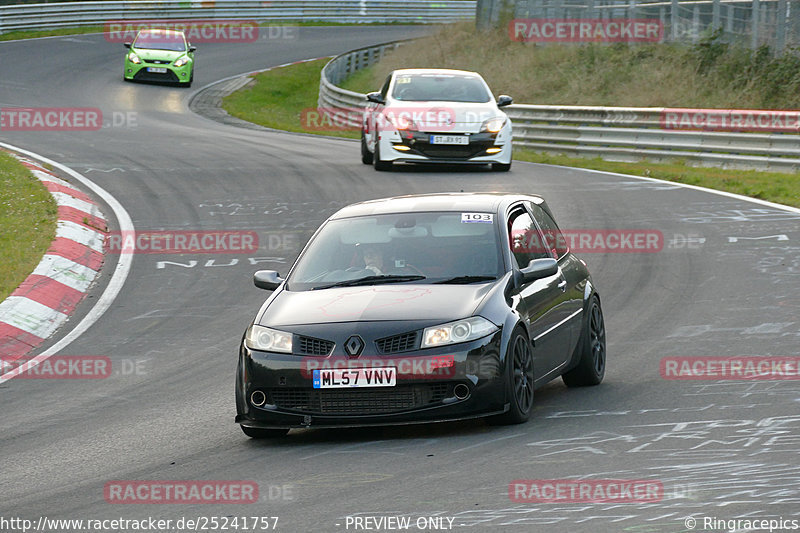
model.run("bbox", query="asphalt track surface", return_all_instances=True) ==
[2,26,800,533]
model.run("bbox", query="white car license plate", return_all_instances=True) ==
[313,367,397,388]
[429,135,469,145]
[147,67,168,73]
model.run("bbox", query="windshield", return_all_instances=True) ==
[134,31,187,52]
[288,211,503,291]
[391,74,493,103]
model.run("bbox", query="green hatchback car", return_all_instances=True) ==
[123,29,195,86]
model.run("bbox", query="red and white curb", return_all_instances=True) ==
[0,153,107,361]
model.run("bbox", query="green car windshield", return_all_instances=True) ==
[134,32,187,52]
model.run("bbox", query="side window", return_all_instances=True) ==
[529,203,569,259]
[380,76,392,99]
[508,208,550,269]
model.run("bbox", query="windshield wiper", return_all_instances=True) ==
[312,275,426,290]
[434,275,497,285]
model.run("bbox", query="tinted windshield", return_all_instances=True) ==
[134,32,187,52]
[288,211,503,291]
[391,74,492,103]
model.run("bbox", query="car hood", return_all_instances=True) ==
[259,283,495,326]
[383,101,505,133]
[132,48,186,61]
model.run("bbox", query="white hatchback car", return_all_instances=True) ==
[361,69,514,171]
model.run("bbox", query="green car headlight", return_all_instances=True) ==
[174,56,190,68]
[128,53,141,64]
[245,324,293,353]
[422,316,498,348]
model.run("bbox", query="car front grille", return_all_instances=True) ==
[132,69,180,83]
[375,331,418,354]
[143,59,171,64]
[265,383,450,414]
[414,144,491,159]
[296,336,335,356]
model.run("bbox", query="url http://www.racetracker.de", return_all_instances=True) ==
[0,516,280,532]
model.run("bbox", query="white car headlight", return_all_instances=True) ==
[480,117,506,133]
[422,316,498,348]
[128,53,141,64]
[245,325,293,353]
[174,56,190,67]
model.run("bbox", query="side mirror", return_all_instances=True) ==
[366,92,385,105]
[520,258,558,284]
[254,270,284,291]
[124,42,132,49]
[497,95,513,107]
[188,45,196,53]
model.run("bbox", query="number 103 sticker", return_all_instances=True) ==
[461,213,494,223]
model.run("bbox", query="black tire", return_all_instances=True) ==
[361,132,374,165]
[563,295,606,387]
[492,162,511,172]
[373,140,392,171]
[240,426,289,439]
[489,328,534,425]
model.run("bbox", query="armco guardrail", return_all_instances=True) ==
[319,44,800,172]
[0,0,476,33]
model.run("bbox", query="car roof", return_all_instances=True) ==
[330,193,545,219]
[391,68,482,78]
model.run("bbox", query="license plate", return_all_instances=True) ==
[313,367,397,388]
[430,135,469,145]
[147,67,167,73]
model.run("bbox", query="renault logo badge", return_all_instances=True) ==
[345,335,365,357]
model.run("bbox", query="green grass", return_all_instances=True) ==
[0,151,58,302]
[222,58,359,139]
[0,26,105,41]
[515,151,800,209]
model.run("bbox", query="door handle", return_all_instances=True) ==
[557,279,567,292]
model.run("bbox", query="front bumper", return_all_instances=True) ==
[236,329,507,429]
[378,127,512,165]
[124,59,192,83]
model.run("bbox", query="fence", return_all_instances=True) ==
[319,41,800,172]
[0,0,476,34]
[478,0,799,51]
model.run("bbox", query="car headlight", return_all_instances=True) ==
[128,53,141,65]
[174,56,190,67]
[422,316,498,348]
[480,117,506,133]
[245,324,293,353]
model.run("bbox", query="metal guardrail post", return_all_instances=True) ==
[752,0,760,48]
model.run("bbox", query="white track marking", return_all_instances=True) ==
[0,141,134,384]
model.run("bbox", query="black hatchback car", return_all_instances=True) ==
[236,193,606,438]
